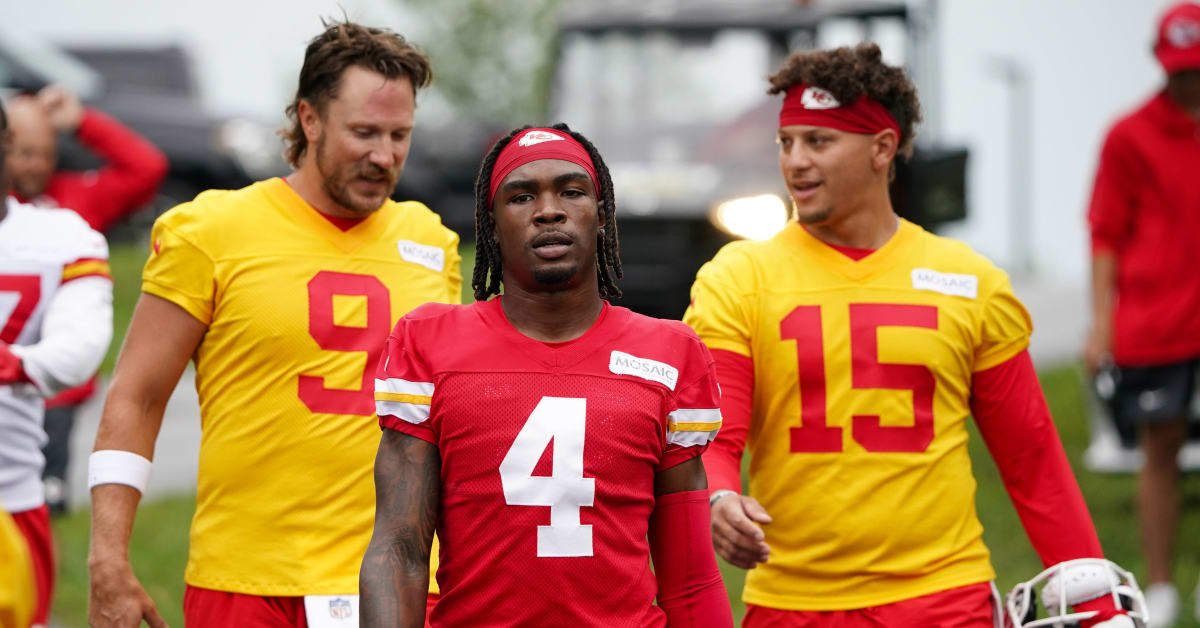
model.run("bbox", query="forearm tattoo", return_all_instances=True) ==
[360,430,440,627]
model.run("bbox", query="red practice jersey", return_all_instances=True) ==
[375,298,723,627]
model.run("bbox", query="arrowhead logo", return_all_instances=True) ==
[518,130,566,147]
[800,86,840,110]
[1166,17,1200,49]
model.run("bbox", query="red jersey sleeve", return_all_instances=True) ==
[701,349,752,494]
[658,338,723,471]
[1087,123,1145,254]
[971,350,1104,566]
[45,108,169,232]
[375,316,436,444]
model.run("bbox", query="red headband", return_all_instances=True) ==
[488,128,600,206]
[779,84,900,138]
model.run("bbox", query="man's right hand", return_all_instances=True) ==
[88,559,167,628]
[710,493,772,569]
[1083,322,1112,378]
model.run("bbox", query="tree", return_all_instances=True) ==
[400,0,563,127]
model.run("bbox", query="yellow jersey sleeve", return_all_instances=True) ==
[974,274,1033,371]
[683,243,758,358]
[142,203,218,325]
[443,235,463,305]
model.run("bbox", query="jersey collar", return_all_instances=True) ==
[476,296,628,371]
[779,218,918,283]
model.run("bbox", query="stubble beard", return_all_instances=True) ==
[795,203,835,226]
[314,134,396,217]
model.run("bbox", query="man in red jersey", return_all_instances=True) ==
[360,124,733,627]
[7,84,167,515]
[685,44,1135,628]
[1084,3,1200,625]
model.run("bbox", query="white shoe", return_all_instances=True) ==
[1145,582,1179,628]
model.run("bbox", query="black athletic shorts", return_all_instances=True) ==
[1103,357,1200,444]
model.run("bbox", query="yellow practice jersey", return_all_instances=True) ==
[684,219,1031,610]
[144,178,460,595]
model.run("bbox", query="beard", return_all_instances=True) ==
[314,133,399,217]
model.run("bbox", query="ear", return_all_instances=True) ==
[596,199,607,229]
[870,128,899,173]
[297,99,323,145]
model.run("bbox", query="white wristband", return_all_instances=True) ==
[709,489,738,507]
[88,450,153,494]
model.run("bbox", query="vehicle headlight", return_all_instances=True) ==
[711,194,788,241]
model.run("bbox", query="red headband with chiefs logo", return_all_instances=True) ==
[488,128,600,206]
[779,84,901,138]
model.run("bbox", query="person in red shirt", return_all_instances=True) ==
[6,84,167,515]
[360,124,732,627]
[1084,3,1200,625]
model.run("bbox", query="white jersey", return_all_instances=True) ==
[0,198,113,512]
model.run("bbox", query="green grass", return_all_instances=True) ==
[102,241,152,374]
[52,494,195,628]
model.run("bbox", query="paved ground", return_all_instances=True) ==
[66,369,201,509]
[62,278,1090,507]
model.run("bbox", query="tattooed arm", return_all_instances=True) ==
[360,430,440,628]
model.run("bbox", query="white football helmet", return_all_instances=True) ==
[1005,559,1148,628]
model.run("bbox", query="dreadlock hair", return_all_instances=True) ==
[769,43,922,180]
[471,123,622,302]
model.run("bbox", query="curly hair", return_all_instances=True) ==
[471,123,622,302]
[768,43,922,162]
[281,19,433,168]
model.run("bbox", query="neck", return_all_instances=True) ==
[285,160,361,219]
[499,275,604,343]
[802,185,899,249]
[1166,84,1200,122]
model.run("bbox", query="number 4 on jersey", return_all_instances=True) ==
[499,396,595,557]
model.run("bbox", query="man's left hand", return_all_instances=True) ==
[0,343,23,384]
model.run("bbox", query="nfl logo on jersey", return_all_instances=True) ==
[328,598,352,619]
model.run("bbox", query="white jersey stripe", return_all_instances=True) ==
[667,407,722,426]
[377,400,431,424]
[374,377,435,396]
[667,429,720,448]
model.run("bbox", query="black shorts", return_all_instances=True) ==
[1107,357,1200,429]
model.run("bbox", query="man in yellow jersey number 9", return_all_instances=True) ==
[684,44,1139,628]
[87,20,459,628]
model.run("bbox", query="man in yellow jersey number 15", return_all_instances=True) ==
[684,44,1142,628]
[87,20,459,628]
